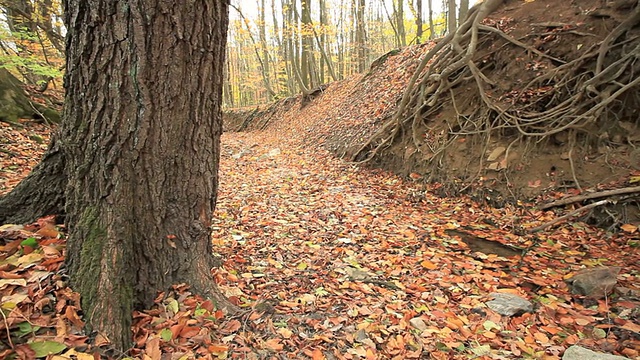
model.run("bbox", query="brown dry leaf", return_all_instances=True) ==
[36,224,59,238]
[64,306,84,328]
[620,223,637,233]
[179,326,201,339]
[145,337,161,360]
[264,338,284,351]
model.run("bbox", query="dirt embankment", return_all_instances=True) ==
[224,0,640,228]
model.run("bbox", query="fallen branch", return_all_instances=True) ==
[539,186,640,210]
[528,199,610,233]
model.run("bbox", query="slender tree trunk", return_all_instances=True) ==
[459,0,470,22]
[356,0,367,72]
[61,0,234,350]
[271,0,288,95]
[427,0,434,39]
[382,0,400,47]
[223,51,234,107]
[258,0,274,101]
[319,0,327,83]
[447,0,456,33]
[337,2,345,78]
[234,5,276,100]
[416,0,423,43]
[396,0,406,46]
[300,0,314,88]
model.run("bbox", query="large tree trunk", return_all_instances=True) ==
[59,0,233,350]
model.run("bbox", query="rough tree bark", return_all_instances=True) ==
[0,0,236,351]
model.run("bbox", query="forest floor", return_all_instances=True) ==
[0,121,639,359]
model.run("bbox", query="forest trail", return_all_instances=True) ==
[207,130,640,359]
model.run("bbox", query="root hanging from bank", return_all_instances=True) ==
[353,0,640,187]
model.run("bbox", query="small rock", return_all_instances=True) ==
[231,149,251,159]
[566,267,621,299]
[354,328,368,342]
[344,267,370,281]
[409,317,428,331]
[486,293,533,316]
[562,345,631,360]
[268,148,281,157]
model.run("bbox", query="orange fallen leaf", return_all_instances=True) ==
[366,348,376,360]
[621,321,640,333]
[36,224,59,238]
[533,332,549,344]
[420,260,437,270]
[564,334,579,345]
[145,337,161,360]
[311,348,325,360]
[180,326,200,339]
[249,311,262,320]
[208,344,228,353]
[65,306,84,328]
[222,319,241,333]
[264,338,284,351]
[621,347,638,358]
[540,325,561,335]
[277,327,293,339]
[620,223,637,233]
[483,331,496,339]
[574,318,590,326]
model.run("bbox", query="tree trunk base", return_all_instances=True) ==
[0,137,66,224]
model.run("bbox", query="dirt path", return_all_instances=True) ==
[210,131,640,359]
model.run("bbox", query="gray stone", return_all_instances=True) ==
[486,293,533,316]
[566,266,621,299]
[562,345,631,360]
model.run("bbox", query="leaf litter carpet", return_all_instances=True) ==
[210,131,640,359]
[0,125,639,359]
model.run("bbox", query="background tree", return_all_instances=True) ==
[458,0,469,22]
[447,0,456,33]
[427,0,435,39]
[1,0,235,351]
[414,0,423,43]
[394,0,406,47]
[355,0,367,72]
[300,0,316,88]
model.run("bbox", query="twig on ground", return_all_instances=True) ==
[539,186,640,210]
[528,199,610,233]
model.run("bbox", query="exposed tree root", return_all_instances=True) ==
[353,0,640,190]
